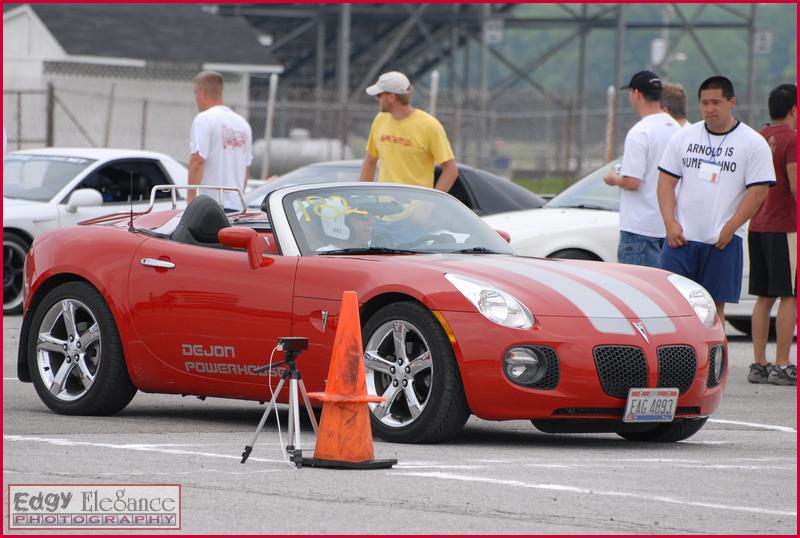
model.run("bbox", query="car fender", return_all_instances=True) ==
[3,199,60,238]
[483,208,620,261]
[294,257,454,312]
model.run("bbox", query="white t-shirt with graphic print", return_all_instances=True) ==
[190,105,252,209]
[618,112,681,237]
[658,120,775,244]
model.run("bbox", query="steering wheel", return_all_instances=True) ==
[403,233,457,249]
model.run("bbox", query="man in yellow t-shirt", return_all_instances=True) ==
[360,71,458,192]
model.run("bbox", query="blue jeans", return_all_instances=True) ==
[618,231,664,268]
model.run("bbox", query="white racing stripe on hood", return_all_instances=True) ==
[469,258,634,334]
[545,263,676,335]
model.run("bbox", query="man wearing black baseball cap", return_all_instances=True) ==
[604,70,680,268]
[620,70,663,97]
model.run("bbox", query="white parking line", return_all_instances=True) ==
[396,462,486,471]
[524,460,796,471]
[5,468,280,476]
[393,471,797,517]
[709,418,796,433]
[3,434,290,465]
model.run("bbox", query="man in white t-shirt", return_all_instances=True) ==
[189,71,252,210]
[657,75,775,320]
[604,70,680,267]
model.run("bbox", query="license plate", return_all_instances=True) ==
[623,388,678,423]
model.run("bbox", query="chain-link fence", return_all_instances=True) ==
[5,79,775,181]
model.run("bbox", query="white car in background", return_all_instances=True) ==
[3,148,187,314]
[483,160,773,336]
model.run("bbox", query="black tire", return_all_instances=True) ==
[616,417,708,442]
[548,248,600,261]
[362,301,469,443]
[27,281,136,415]
[4,231,29,315]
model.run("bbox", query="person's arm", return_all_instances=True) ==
[657,171,686,248]
[187,152,205,202]
[434,159,458,192]
[360,154,378,182]
[788,162,797,200]
[603,169,643,191]
[242,166,250,194]
[606,130,646,190]
[714,185,770,249]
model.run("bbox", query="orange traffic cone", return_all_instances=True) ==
[306,291,397,469]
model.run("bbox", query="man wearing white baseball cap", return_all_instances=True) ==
[360,71,458,192]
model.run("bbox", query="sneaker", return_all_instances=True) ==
[768,364,797,386]
[747,363,771,384]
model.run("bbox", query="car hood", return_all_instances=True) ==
[299,254,697,336]
[482,207,618,237]
[3,197,57,224]
[433,254,693,329]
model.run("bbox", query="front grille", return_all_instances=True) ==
[552,406,701,417]
[657,345,697,394]
[593,346,648,398]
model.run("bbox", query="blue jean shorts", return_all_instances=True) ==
[660,236,743,304]
[618,231,664,268]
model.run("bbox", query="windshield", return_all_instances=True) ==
[3,154,95,202]
[283,186,516,256]
[545,159,620,211]
[246,162,361,208]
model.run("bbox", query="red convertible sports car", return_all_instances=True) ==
[19,183,727,443]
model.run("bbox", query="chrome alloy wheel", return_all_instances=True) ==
[36,299,102,402]
[364,319,433,428]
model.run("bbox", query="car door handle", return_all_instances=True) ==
[140,258,175,269]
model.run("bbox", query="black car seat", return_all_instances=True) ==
[170,196,229,248]
[80,172,117,202]
[134,174,151,201]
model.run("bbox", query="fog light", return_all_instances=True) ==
[504,347,547,386]
[707,345,725,387]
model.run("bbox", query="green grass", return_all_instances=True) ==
[513,177,572,197]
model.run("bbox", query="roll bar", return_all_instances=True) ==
[79,184,248,226]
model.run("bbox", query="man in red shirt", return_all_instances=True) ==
[747,84,797,385]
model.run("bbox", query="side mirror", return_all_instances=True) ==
[218,227,275,269]
[65,188,103,212]
[495,229,511,243]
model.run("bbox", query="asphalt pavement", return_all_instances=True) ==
[3,313,796,534]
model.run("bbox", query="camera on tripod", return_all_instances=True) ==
[277,337,309,353]
[242,335,316,466]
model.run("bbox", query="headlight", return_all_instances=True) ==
[445,273,533,329]
[667,274,716,327]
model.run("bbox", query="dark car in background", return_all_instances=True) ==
[245,160,546,216]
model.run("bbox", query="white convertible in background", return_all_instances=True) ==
[483,160,774,336]
[3,148,187,314]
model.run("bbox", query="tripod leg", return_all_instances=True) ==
[290,379,302,452]
[287,385,294,447]
[241,377,285,463]
[298,379,319,433]
[286,378,304,468]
